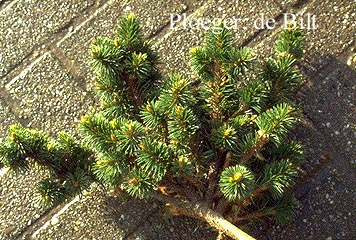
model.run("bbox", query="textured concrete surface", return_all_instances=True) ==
[252,1,356,238]
[0,0,355,239]
[0,97,17,141]
[0,0,95,79]
[31,185,156,240]
[0,168,50,239]
[126,207,216,240]
[5,52,94,134]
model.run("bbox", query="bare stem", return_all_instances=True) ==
[150,191,256,240]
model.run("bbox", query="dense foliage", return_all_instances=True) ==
[0,14,304,233]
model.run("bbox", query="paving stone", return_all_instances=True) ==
[292,119,332,178]
[299,59,356,171]
[5,52,94,134]
[0,168,50,240]
[254,93,356,239]
[56,0,187,87]
[274,0,303,8]
[298,1,355,76]
[262,152,356,239]
[156,0,282,76]
[233,2,356,238]
[0,97,17,141]
[252,0,356,76]
[127,206,217,240]
[33,185,159,240]
[1,1,355,240]
[253,35,356,240]
[0,0,95,79]
[246,1,356,172]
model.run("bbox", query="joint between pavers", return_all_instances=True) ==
[30,195,81,239]
[0,0,19,14]
[5,53,50,90]
[147,3,188,40]
[155,0,214,46]
[56,0,130,49]
[121,205,161,240]
[49,44,93,92]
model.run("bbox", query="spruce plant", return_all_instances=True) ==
[0,14,304,239]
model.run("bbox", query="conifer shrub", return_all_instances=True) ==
[0,14,305,239]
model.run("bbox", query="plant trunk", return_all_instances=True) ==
[150,191,256,240]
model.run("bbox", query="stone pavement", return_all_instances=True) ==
[0,0,355,239]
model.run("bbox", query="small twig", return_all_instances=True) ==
[235,184,270,208]
[181,173,205,192]
[222,151,232,169]
[240,131,270,164]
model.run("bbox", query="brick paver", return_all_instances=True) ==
[0,97,17,140]
[5,52,94,134]
[0,0,95,79]
[0,168,50,240]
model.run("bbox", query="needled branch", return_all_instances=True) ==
[235,183,270,208]
[240,130,270,164]
[0,15,305,238]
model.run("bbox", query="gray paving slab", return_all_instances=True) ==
[293,120,333,179]
[226,1,356,238]
[247,116,340,238]
[32,185,160,240]
[5,52,94,134]
[264,141,356,239]
[56,0,187,87]
[0,168,50,240]
[254,118,356,239]
[1,51,94,240]
[31,185,215,240]
[0,1,354,239]
[300,59,356,172]
[0,0,95,79]
[253,47,356,240]
[297,0,355,76]
[155,0,282,76]
[0,97,17,141]
[260,162,356,239]
[247,0,356,174]
[252,73,356,238]
[253,0,356,76]
[127,206,217,240]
